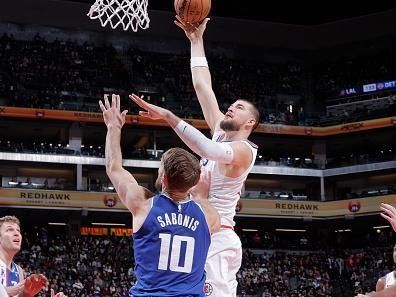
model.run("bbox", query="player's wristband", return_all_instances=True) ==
[191,57,208,69]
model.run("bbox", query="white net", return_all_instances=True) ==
[87,0,150,32]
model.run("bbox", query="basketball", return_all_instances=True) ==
[174,0,211,24]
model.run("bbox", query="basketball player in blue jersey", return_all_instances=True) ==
[0,216,66,297]
[99,94,220,296]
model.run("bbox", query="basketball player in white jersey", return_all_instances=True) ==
[356,203,396,297]
[130,16,259,293]
[0,216,67,297]
[356,244,396,297]
[0,285,7,297]
[375,204,396,293]
[174,16,259,297]
[376,244,396,291]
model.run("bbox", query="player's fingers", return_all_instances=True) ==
[200,18,210,30]
[39,273,48,281]
[121,110,128,117]
[104,94,111,110]
[98,100,106,113]
[129,94,141,105]
[183,21,197,33]
[380,205,396,217]
[380,205,390,212]
[139,111,151,118]
[129,94,141,102]
[111,94,117,109]
[116,95,121,110]
[381,203,396,215]
[380,208,393,220]
[174,20,185,30]
[129,94,147,109]
[175,15,187,27]
[380,213,393,223]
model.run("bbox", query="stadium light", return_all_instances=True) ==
[48,222,67,226]
[242,229,258,232]
[334,229,352,233]
[92,222,126,226]
[373,225,390,229]
[275,229,306,232]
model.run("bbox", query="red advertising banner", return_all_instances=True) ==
[1,106,394,136]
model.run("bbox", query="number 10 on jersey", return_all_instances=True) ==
[158,233,195,273]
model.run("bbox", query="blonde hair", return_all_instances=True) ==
[0,216,20,229]
[161,148,201,192]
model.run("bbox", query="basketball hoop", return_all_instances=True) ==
[87,0,150,32]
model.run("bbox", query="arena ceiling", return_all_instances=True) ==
[67,0,396,25]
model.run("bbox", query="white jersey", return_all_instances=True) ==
[0,285,6,297]
[0,258,23,297]
[202,131,258,227]
[385,271,396,288]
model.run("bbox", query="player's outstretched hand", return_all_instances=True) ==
[174,15,210,42]
[129,94,169,121]
[380,203,396,232]
[99,94,128,129]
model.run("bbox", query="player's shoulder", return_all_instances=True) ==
[244,139,258,149]
[376,276,386,291]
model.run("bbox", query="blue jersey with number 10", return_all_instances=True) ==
[130,194,211,297]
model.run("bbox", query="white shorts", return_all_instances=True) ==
[204,228,242,297]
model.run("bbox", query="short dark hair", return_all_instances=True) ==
[162,148,201,192]
[240,99,260,131]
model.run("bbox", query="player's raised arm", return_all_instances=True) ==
[175,16,224,132]
[99,94,148,216]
